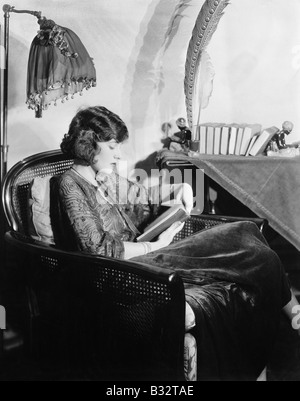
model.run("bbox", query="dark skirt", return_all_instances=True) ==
[133,221,291,380]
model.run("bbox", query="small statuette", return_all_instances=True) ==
[176,117,187,129]
[166,117,192,153]
[266,121,295,155]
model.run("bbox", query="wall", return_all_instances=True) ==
[2,0,300,170]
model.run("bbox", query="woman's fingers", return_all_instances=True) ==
[165,221,185,237]
[174,183,193,214]
[173,221,185,233]
[166,221,182,232]
[182,183,194,214]
[158,221,185,246]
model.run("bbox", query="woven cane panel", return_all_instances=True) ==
[115,299,156,342]
[92,265,172,342]
[12,184,31,233]
[11,159,73,233]
[93,266,171,304]
[40,256,60,274]
[173,215,225,242]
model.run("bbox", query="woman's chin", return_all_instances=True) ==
[99,168,113,174]
[98,164,117,174]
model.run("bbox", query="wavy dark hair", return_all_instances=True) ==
[60,106,129,165]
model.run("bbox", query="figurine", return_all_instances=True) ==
[268,121,294,151]
[168,118,192,152]
[266,121,300,157]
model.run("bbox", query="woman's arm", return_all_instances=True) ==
[59,175,185,260]
[58,177,124,258]
[122,181,192,259]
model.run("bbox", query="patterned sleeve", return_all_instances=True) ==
[58,176,125,258]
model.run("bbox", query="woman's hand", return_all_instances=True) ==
[172,183,194,214]
[124,221,185,259]
[156,221,185,248]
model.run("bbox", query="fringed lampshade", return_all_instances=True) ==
[27,17,96,117]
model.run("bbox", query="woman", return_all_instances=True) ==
[57,105,193,259]
[56,106,299,380]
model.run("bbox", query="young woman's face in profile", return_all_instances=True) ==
[92,139,123,173]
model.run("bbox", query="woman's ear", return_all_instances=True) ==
[91,153,101,173]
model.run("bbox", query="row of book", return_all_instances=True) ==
[191,123,278,156]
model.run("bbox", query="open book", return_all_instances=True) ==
[136,203,190,242]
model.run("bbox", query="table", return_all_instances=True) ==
[159,150,300,252]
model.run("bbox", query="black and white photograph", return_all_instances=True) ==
[0,0,300,383]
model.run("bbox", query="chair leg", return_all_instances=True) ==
[257,367,267,381]
[25,286,40,356]
[0,330,3,357]
[0,330,3,377]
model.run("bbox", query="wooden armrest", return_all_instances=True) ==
[4,230,182,281]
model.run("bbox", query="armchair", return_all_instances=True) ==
[1,150,267,381]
